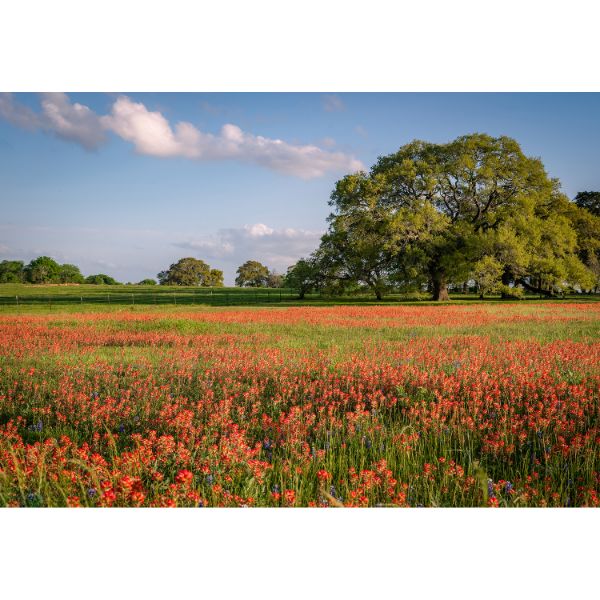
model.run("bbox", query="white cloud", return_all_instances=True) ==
[323,94,345,112]
[0,92,106,150]
[174,223,323,272]
[39,93,106,150]
[101,96,203,158]
[103,96,363,178]
[0,93,363,178]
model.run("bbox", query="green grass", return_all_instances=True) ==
[1,282,599,311]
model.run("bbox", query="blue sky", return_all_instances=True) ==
[1,92,599,284]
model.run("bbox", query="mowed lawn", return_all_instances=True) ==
[0,302,598,507]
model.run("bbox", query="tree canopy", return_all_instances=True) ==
[284,258,322,299]
[157,258,223,286]
[574,191,600,216]
[85,274,119,285]
[0,261,25,283]
[301,133,599,300]
[235,260,270,287]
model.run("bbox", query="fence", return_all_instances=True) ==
[0,289,299,307]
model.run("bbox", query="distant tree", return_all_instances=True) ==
[137,278,157,285]
[85,274,119,285]
[0,260,25,283]
[235,260,270,287]
[158,257,218,286]
[24,256,61,284]
[207,269,224,287]
[574,191,600,216]
[58,263,85,284]
[266,270,284,288]
[284,258,321,299]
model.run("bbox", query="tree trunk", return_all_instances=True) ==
[518,278,554,297]
[500,269,512,299]
[374,289,383,301]
[432,272,450,301]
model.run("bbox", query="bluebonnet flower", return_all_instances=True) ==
[263,440,272,450]
[329,485,337,499]
[205,474,214,485]
[453,360,462,370]
[324,441,330,450]
[90,391,100,399]
[504,481,513,494]
[87,488,97,497]
[27,492,37,503]
[118,424,125,434]
[28,421,43,432]
[363,436,372,449]
[197,500,204,507]
[272,484,280,494]
[487,479,495,498]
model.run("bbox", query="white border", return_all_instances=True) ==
[1,1,600,91]
[1,508,597,598]
[1,1,598,596]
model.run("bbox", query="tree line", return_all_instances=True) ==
[0,255,286,288]
[285,134,600,300]
[0,256,122,285]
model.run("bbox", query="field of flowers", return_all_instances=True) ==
[0,302,598,507]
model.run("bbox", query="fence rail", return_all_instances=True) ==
[0,290,298,307]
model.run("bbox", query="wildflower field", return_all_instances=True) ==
[0,301,598,508]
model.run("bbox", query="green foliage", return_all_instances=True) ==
[285,258,321,299]
[301,133,600,301]
[24,256,62,283]
[137,278,157,285]
[158,258,218,286]
[207,269,224,287]
[235,260,270,287]
[85,274,119,285]
[574,191,600,216]
[497,284,524,299]
[472,256,503,297]
[58,263,85,284]
[0,261,25,283]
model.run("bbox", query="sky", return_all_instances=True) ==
[1,92,599,284]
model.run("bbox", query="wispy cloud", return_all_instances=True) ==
[0,92,106,150]
[174,223,323,272]
[322,94,345,112]
[0,93,363,178]
[0,93,41,131]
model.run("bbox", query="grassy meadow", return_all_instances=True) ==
[0,298,598,507]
